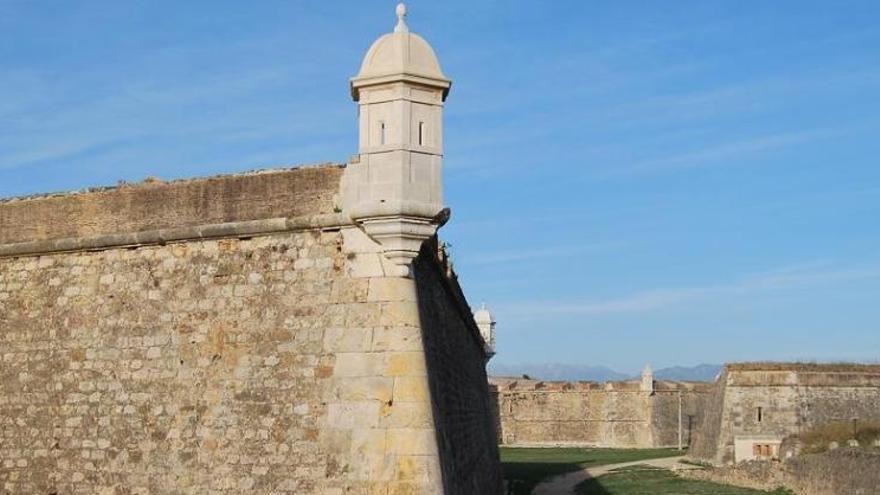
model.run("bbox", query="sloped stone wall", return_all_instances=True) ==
[650,384,709,448]
[0,165,506,493]
[688,369,728,462]
[1,225,489,494]
[689,365,880,465]
[414,243,504,494]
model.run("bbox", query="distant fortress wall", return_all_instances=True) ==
[489,377,711,448]
[689,363,880,465]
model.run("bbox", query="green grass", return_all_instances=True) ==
[500,447,682,495]
[575,465,793,495]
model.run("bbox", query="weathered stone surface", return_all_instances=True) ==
[0,166,344,248]
[414,242,505,494]
[689,363,880,465]
[0,231,345,493]
[0,5,505,491]
[0,221,502,493]
[490,378,709,448]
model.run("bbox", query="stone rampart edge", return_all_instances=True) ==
[0,213,352,258]
[420,239,492,360]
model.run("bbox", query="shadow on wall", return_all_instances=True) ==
[413,239,504,495]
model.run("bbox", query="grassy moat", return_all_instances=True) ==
[576,465,793,495]
[500,447,680,495]
[500,447,792,495]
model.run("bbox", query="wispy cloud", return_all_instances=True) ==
[600,128,841,177]
[464,243,622,266]
[596,67,880,132]
[0,64,346,172]
[502,262,880,316]
[452,211,585,231]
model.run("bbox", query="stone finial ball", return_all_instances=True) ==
[396,3,407,18]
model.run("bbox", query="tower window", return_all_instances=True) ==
[757,407,763,423]
[380,122,386,145]
[418,121,425,146]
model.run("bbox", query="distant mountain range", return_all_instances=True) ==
[488,362,722,383]
[653,364,723,382]
[488,363,629,382]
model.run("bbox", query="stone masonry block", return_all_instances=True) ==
[380,401,434,429]
[386,352,427,377]
[347,254,385,279]
[379,302,421,327]
[393,455,442,485]
[341,227,383,255]
[323,327,373,353]
[388,482,432,495]
[326,402,381,429]
[385,429,438,457]
[344,303,384,328]
[367,278,416,303]
[333,377,393,403]
[349,429,390,481]
[392,377,431,403]
[371,327,424,352]
[333,352,387,378]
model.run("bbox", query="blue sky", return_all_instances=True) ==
[2,1,879,374]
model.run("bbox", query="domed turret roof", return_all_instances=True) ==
[351,3,451,101]
[474,303,494,325]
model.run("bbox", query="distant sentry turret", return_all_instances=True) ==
[474,303,497,359]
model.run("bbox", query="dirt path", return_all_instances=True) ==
[531,455,687,495]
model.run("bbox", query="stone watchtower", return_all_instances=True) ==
[641,364,655,394]
[343,3,451,277]
[474,303,497,360]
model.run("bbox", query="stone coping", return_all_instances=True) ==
[726,362,880,373]
[0,213,351,258]
[489,378,711,392]
[726,372,880,388]
[0,164,340,205]
[0,164,345,250]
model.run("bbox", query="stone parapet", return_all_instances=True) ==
[490,378,711,393]
[727,370,880,388]
[0,214,350,258]
[0,164,345,251]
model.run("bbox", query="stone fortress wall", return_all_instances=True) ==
[689,363,880,465]
[491,363,880,458]
[490,376,711,449]
[1,4,504,494]
[0,166,501,494]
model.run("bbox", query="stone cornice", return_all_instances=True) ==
[0,213,351,258]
